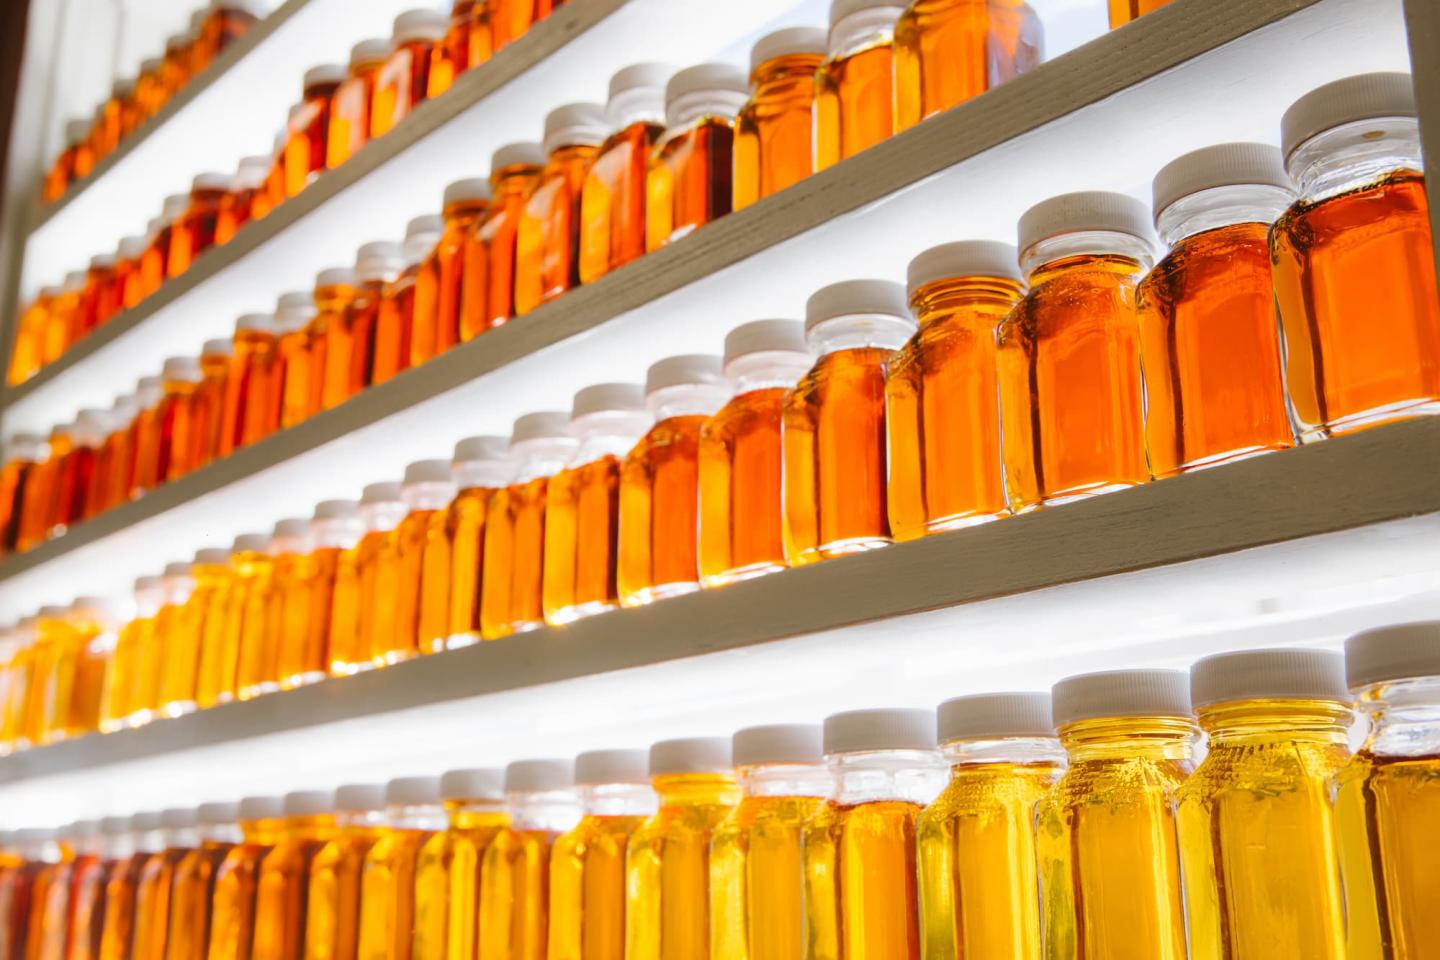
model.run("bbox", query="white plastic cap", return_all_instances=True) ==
[69,819,102,839]
[100,816,131,836]
[351,38,394,67]
[317,266,358,288]
[407,214,443,239]
[283,789,334,816]
[64,270,88,290]
[275,291,317,331]
[272,517,312,540]
[196,801,240,825]
[830,0,907,26]
[194,547,232,565]
[732,724,824,766]
[572,383,647,420]
[89,254,117,270]
[492,142,547,171]
[162,356,202,382]
[385,776,442,805]
[404,217,442,263]
[117,235,148,259]
[161,562,193,578]
[907,241,1022,298]
[235,155,272,189]
[1151,143,1294,218]
[162,193,192,220]
[439,768,504,800]
[1282,72,1416,160]
[1190,648,1348,708]
[65,119,91,144]
[202,338,233,357]
[453,436,510,464]
[511,411,573,445]
[937,692,1055,742]
[505,759,574,793]
[192,172,233,193]
[574,749,650,786]
[134,575,164,591]
[645,354,726,395]
[304,64,346,90]
[235,312,275,333]
[823,709,937,754]
[1051,669,1192,727]
[334,784,386,811]
[1346,622,1440,689]
[1018,191,1156,253]
[314,499,360,520]
[36,605,69,620]
[648,737,732,776]
[666,63,748,110]
[806,279,912,334]
[355,241,405,282]
[445,177,492,206]
[238,796,284,820]
[609,63,674,101]
[723,319,809,367]
[231,533,271,553]
[362,482,404,504]
[393,9,448,43]
[751,27,828,73]
[161,807,199,829]
[404,459,454,485]
[543,102,610,152]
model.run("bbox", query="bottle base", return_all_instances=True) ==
[278,670,326,691]
[895,509,1009,542]
[700,560,788,589]
[237,681,280,701]
[621,581,702,607]
[1011,479,1147,514]
[440,631,481,651]
[160,700,197,719]
[1300,396,1440,443]
[545,599,620,626]
[1152,440,1294,479]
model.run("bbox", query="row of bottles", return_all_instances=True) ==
[0,622,1435,960]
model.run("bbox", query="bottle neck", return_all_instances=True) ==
[333,810,385,831]
[201,824,243,844]
[1197,699,1352,747]
[1024,231,1154,286]
[506,790,580,832]
[402,481,457,511]
[752,53,824,97]
[385,803,447,831]
[911,276,1024,329]
[580,783,657,817]
[607,88,665,129]
[1357,675,1440,758]
[668,90,748,128]
[828,750,946,806]
[101,835,135,859]
[940,736,1065,767]
[807,314,915,356]
[360,502,408,532]
[1288,119,1422,202]
[829,7,902,59]
[493,165,540,197]
[452,459,514,490]
[1157,183,1294,247]
[727,353,812,394]
[649,383,729,421]
[652,772,741,809]
[571,415,650,464]
[133,829,165,854]
[1059,716,1198,763]
[512,438,577,483]
[739,762,832,799]
[444,799,508,829]
[162,827,200,849]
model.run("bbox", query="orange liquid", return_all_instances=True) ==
[276,328,314,430]
[59,623,106,739]
[79,264,120,336]
[236,329,282,447]
[344,280,387,403]
[480,477,549,638]
[306,822,382,960]
[1138,222,1294,476]
[428,6,473,97]
[516,144,597,314]
[816,43,896,169]
[98,851,150,960]
[132,846,188,960]
[114,257,144,312]
[129,596,164,720]
[618,417,704,604]
[130,398,167,500]
[66,853,107,960]
[1,860,42,960]
[998,253,1149,511]
[192,561,238,710]
[413,806,510,960]
[312,281,359,413]
[43,148,73,202]
[156,380,201,483]
[327,66,382,170]
[94,424,133,517]
[208,828,279,960]
[214,187,254,246]
[1108,0,1173,28]
[371,269,413,386]
[106,610,146,728]
[8,296,48,385]
[168,189,227,277]
[285,85,338,198]
[140,227,171,299]
[476,826,559,960]
[698,389,788,584]
[547,812,641,960]
[358,527,401,666]
[464,166,539,339]
[415,200,487,365]
[272,547,322,688]
[45,286,80,363]
[230,550,279,700]
[735,53,822,210]
[15,439,61,551]
[0,457,36,553]
[443,485,495,649]
[647,119,734,251]
[158,582,204,716]
[490,0,556,50]
[895,0,1041,129]
[327,543,367,675]
[886,276,1018,540]
[53,441,98,535]
[469,3,494,65]
[385,507,450,663]
[542,455,621,623]
[1270,171,1440,438]
[252,818,333,960]
[579,121,662,283]
[357,828,434,960]
[191,356,229,471]
[166,839,236,960]
[370,42,432,138]
[783,349,893,563]
[199,7,259,67]
[29,856,75,960]
[255,157,285,222]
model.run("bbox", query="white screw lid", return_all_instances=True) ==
[445,177,492,206]
[666,63,748,111]
[439,768,504,800]
[609,63,674,101]
[162,356,203,382]
[334,784,386,811]
[511,411,574,445]
[733,724,824,766]
[393,8,448,43]
[161,807,199,829]
[361,481,404,504]
[191,172,233,193]
[1190,648,1348,708]
[235,312,275,333]
[235,155,272,190]
[130,811,163,832]
[275,292,317,331]
[1051,669,1192,727]
[304,64,346,90]
[117,235,148,259]
[830,0,907,26]
[89,254,117,270]
[453,436,510,464]
[1282,72,1416,160]
[751,27,827,73]
[723,319,809,367]
[907,241,1022,297]
[161,562,193,578]
[823,708,937,754]
[492,142,546,171]
[313,499,360,519]
[574,749,650,786]
[238,796,284,820]
[162,193,192,220]
[1018,191,1156,253]
[231,533,271,553]
[407,214,443,239]
[649,737,732,776]
[69,819,101,838]
[404,459,455,485]
[355,241,405,281]
[938,692,1055,742]
[272,517,312,540]
[351,38,394,67]
[282,789,334,816]
[1346,622,1440,689]
[806,280,913,334]
[134,575,164,591]
[645,354,726,395]
[572,383,648,420]
[194,547,232,565]
[196,801,240,825]
[543,102,610,152]
[505,759,574,793]
[1151,142,1294,219]
[64,119,90,144]
[100,816,130,836]
[202,338,233,357]
[317,266,359,288]
[385,776,442,805]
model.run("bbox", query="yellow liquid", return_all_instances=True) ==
[207,820,282,960]
[1035,716,1195,960]
[252,816,334,960]
[477,825,560,960]
[133,846,189,960]
[191,562,237,710]
[305,822,383,960]
[231,551,279,699]
[157,585,203,715]
[916,756,1062,960]
[357,827,434,960]
[1176,699,1349,960]
[166,839,236,960]
[100,850,152,960]
[625,773,741,960]
[549,812,648,960]
[357,528,402,669]
[412,806,509,960]
[710,791,826,960]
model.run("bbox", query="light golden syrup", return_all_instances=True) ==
[734,47,823,210]
[230,544,279,701]
[131,817,196,960]
[156,566,201,718]
[815,9,900,169]
[271,523,324,690]
[305,791,385,960]
[252,805,335,960]
[355,490,408,666]
[99,819,160,960]
[443,447,512,650]
[515,136,601,315]
[207,808,283,960]
[357,785,445,960]
[894,0,1042,129]
[28,836,74,960]
[412,780,509,960]
[465,159,542,339]
[191,553,238,711]
[579,102,664,283]
[166,808,240,960]
[390,468,456,663]
[68,826,114,960]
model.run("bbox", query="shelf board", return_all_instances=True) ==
[0,0,1413,618]
[1,417,1437,786]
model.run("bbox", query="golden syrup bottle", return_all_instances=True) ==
[113,237,147,313]
[273,294,318,431]
[917,695,1062,960]
[375,219,440,386]
[154,562,201,718]
[815,2,903,169]
[50,413,106,537]
[1108,0,1171,28]
[43,122,83,202]
[734,32,824,211]
[442,439,512,651]
[387,462,456,662]
[466,146,545,339]
[198,1,262,67]
[95,397,139,518]
[254,135,286,222]
[1138,145,1296,476]
[477,761,579,960]
[268,520,320,690]
[1271,74,1439,438]
[26,828,73,960]
[7,290,50,386]
[168,176,230,278]
[252,793,335,960]
[489,0,557,51]
[157,32,192,105]
[208,799,284,960]
[309,501,364,678]
[346,244,405,398]
[165,803,241,960]
[155,358,203,484]
[515,104,606,314]
[133,57,166,122]
[887,244,1020,541]
[803,710,944,960]
[784,281,912,565]
[77,255,119,337]
[428,1,473,98]
[358,778,445,960]
[0,435,45,555]
[710,728,829,960]
[28,608,71,747]
[1337,623,1440,960]
[228,534,279,701]
[105,577,162,732]
[306,787,386,960]
[417,181,490,365]
[216,157,270,246]
[480,415,575,639]
[99,813,163,960]
[141,195,189,295]
[214,322,253,458]
[1,618,37,752]
[543,386,649,625]
[354,484,406,669]
[47,272,85,363]
[132,811,200,960]
[0,831,42,960]
[412,771,509,960]
[894,0,1042,130]
[1178,651,1351,959]
[468,1,493,65]
[1036,670,1196,960]
[127,377,166,502]
[579,65,667,284]
[618,356,728,606]
[285,68,343,198]
[371,12,446,138]
[625,740,740,960]
[310,270,361,416]
[998,193,1154,513]
[647,66,746,251]
[233,314,283,449]
[699,322,809,587]
[328,40,391,170]
[66,820,111,960]
[191,549,239,711]
[0,627,22,754]
[50,598,113,741]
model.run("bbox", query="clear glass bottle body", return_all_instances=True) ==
[895,0,1042,130]
[305,812,384,960]
[357,501,407,669]
[735,53,824,210]
[252,815,335,960]
[516,142,599,314]
[548,784,653,960]
[167,827,240,960]
[191,560,237,710]
[464,165,540,339]
[390,484,455,661]
[580,114,664,283]
[477,791,579,960]
[357,805,445,960]
[481,440,572,638]
[415,199,487,366]
[647,96,739,250]
[208,819,282,960]
[816,9,902,169]
[411,799,509,960]
[443,460,512,650]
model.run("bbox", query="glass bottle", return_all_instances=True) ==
[1036,669,1196,960]
[784,280,913,564]
[345,242,405,399]
[711,725,830,960]
[156,563,200,717]
[310,268,360,416]
[21,827,68,960]
[231,312,283,450]
[328,39,393,170]
[1272,72,1439,438]
[1108,0,1172,29]
[618,355,729,606]
[997,191,1155,511]
[54,412,106,536]
[126,376,166,502]
[2,618,37,751]
[166,801,241,960]
[305,785,386,960]
[412,770,508,960]
[143,195,191,294]
[132,809,199,960]
[216,156,270,245]
[374,216,441,386]
[108,577,157,730]
[229,532,279,701]
[269,518,320,690]
[480,413,576,639]
[354,483,407,674]
[389,460,456,661]
[8,289,50,385]
[416,178,490,366]
[735,29,825,210]
[252,791,336,960]
[0,435,44,555]
[427,0,473,98]
[78,254,120,338]
[67,818,113,960]
[285,66,344,198]
[371,11,447,138]
[273,292,319,431]
[0,827,45,960]
[196,0,265,68]
[208,796,285,960]
[466,143,545,339]
[699,320,810,586]
[358,777,446,960]
[53,597,112,740]
[887,242,1019,540]
[50,272,86,361]
[96,396,139,515]
[490,0,558,51]
[154,356,202,484]
[169,175,231,278]
[625,739,740,960]
[917,693,1062,959]
[816,0,905,169]
[442,437,513,651]
[543,383,650,624]
[310,500,364,679]
[99,811,163,960]
[15,428,61,551]
[647,64,747,251]
[580,64,669,284]
[191,547,239,710]
[112,237,146,313]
